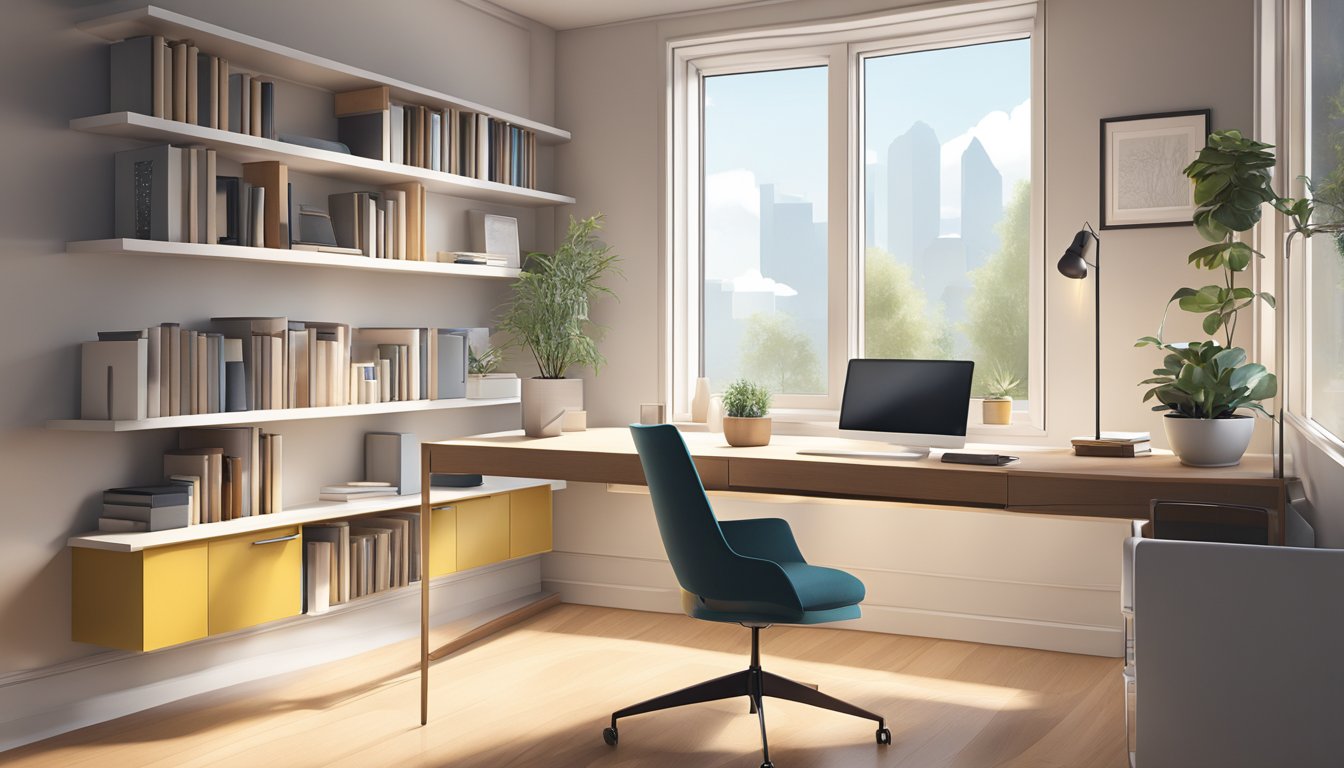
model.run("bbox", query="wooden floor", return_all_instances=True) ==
[3,604,1127,767]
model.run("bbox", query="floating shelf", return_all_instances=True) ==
[67,239,523,279]
[72,113,574,208]
[47,397,519,432]
[76,5,570,144]
[68,476,567,552]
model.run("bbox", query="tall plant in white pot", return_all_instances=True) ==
[1137,131,1279,466]
[498,214,621,437]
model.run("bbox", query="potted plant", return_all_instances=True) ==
[721,379,772,447]
[465,344,520,400]
[980,365,1018,426]
[498,214,621,437]
[1136,130,1280,465]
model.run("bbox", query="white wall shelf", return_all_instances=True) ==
[72,112,574,208]
[68,477,566,552]
[77,5,571,145]
[47,397,519,432]
[67,239,523,279]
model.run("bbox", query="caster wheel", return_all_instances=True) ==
[876,727,892,745]
[602,727,619,746]
[761,762,774,768]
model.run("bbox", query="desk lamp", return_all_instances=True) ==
[1058,224,1101,441]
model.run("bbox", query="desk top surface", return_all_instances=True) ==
[429,428,1278,485]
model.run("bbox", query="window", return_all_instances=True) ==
[859,40,1032,403]
[1306,0,1344,442]
[702,66,829,395]
[669,3,1042,423]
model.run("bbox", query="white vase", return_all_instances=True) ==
[521,378,584,437]
[466,373,520,400]
[691,377,711,423]
[1162,414,1256,467]
[707,395,724,432]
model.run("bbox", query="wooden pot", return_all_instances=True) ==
[723,416,771,447]
[982,397,1012,425]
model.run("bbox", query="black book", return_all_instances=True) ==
[260,80,275,140]
[217,176,240,245]
[103,485,192,506]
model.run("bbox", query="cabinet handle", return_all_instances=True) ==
[251,533,299,546]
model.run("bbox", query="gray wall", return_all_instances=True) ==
[0,0,558,674]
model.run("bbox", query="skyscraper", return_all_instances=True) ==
[886,121,940,266]
[960,137,1003,271]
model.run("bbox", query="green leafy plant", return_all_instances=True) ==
[983,364,1019,400]
[721,379,772,418]
[1139,341,1276,419]
[467,345,504,375]
[497,214,622,379]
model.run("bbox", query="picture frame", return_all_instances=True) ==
[1099,109,1211,229]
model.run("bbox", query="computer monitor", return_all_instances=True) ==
[801,358,975,460]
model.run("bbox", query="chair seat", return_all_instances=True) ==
[778,562,866,611]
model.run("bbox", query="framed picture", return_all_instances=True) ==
[1099,109,1210,229]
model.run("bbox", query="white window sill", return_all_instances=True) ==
[674,406,1046,441]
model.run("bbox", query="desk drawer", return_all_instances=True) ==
[727,459,1006,507]
[456,495,510,571]
[1007,475,1283,521]
[72,543,208,652]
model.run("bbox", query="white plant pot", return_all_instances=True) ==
[466,373,520,400]
[1162,414,1256,467]
[521,377,584,438]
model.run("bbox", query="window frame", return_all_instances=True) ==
[666,1,1045,432]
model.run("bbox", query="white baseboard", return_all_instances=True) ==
[543,551,1123,658]
[0,557,542,754]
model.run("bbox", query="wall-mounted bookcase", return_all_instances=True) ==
[48,396,519,432]
[68,476,564,552]
[78,6,571,144]
[67,239,524,279]
[70,112,574,207]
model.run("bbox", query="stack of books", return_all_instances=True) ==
[100,485,191,532]
[1071,432,1152,458]
[319,482,400,502]
[302,513,421,613]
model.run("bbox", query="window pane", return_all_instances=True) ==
[1309,0,1344,440]
[861,40,1031,403]
[702,67,828,395]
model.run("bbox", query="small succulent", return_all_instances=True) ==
[983,364,1020,400]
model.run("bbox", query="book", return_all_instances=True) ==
[103,485,189,506]
[435,330,467,399]
[108,35,162,118]
[260,80,275,139]
[365,432,419,494]
[100,503,190,531]
[228,72,248,133]
[98,517,150,533]
[249,77,262,136]
[349,526,392,592]
[165,474,200,525]
[304,523,350,603]
[180,427,259,518]
[290,243,363,256]
[1072,442,1153,458]
[356,517,410,587]
[166,447,223,524]
[81,338,147,420]
[1071,432,1151,446]
[114,144,185,242]
[185,45,199,125]
[242,161,288,249]
[170,41,187,122]
[305,541,331,615]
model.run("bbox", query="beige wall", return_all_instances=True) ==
[0,0,557,674]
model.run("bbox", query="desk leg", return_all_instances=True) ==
[420,444,430,726]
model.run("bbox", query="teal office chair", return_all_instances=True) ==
[602,424,890,768]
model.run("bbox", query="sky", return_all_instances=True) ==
[702,38,1031,280]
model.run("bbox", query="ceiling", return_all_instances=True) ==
[489,0,765,30]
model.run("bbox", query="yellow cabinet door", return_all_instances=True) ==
[208,526,302,636]
[428,504,457,577]
[72,542,208,652]
[509,485,553,559]
[456,495,509,571]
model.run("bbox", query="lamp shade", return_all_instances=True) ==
[1057,229,1093,279]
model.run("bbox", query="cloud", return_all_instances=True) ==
[725,269,797,297]
[939,99,1031,221]
[704,169,761,280]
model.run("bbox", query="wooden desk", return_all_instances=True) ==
[418,428,1287,720]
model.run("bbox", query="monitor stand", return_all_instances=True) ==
[796,446,931,461]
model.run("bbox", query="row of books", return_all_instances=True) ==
[302,514,422,613]
[109,35,276,138]
[327,185,426,260]
[114,145,291,248]
[97,426,280,531]
[334,86,537,189]
[80,321,472,421]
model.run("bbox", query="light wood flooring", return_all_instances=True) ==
[3,604,1127,767]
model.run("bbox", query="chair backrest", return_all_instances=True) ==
[629,424,745,599]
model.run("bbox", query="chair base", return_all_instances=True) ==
[603,626,890,766]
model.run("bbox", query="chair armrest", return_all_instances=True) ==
[721,518,806,564]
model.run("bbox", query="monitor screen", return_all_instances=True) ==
[839,359,974,438]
